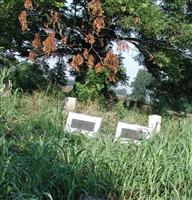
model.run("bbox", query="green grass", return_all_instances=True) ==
[1,91,192,199]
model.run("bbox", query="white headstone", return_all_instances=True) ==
[148,115,161,132]
[64,97,77,111]
[65,112,102,137]
[115,122,151,143]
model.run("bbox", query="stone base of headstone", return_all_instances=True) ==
[64,97,77,111]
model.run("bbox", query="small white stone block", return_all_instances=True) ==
[64,97,77,111]
[148,115,161,132]
[65,112,102,137]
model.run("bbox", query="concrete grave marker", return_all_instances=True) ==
[115,114,161,143]
[115,122,151,143]
[64,97,77,111]
[148,115,161,133]
[65,112,102,137]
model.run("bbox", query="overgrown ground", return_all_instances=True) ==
[1,91,192,200]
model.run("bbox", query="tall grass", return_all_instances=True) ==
[1,92,192,199]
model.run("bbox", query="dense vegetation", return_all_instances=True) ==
[1,0,192,110]
[1,91,192,199]
[105,0,192,110]
[1,0,192,199]
[131,69,154,105]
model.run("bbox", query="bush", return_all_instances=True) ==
[2,92,192,199]
[0,67,12,96]
[11,62,47,92]
[73,69,116,107]
[1,47,46,92]
[114,101,127,119]
[131,69,154,105]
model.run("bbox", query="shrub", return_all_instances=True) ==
[0,67,13,96]
[11,62,47,92]
[131,69,154,105]
[114,101,127,119]
[73,69,116,108]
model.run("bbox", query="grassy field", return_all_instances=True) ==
[1,91,192,199]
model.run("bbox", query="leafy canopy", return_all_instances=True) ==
[104,0,192,110]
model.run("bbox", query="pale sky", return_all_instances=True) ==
[112,43,143,94]
[120,45,142,84]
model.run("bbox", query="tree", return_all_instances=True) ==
[104,0,192,110]
[0,0,68,86]
[2,0,192,110]
[131,69,153,104]
[0,0,129,99]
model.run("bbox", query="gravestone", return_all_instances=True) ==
[65,112,102,137]
[148,115,161,132]
[64,97,77,111]
[115,122,151,143]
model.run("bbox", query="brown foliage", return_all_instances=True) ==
[61,35,67,45]
[116,40,129,53]
[93,17,105,34]
[83,48,89,59]
[87,54,95,68]
[24,0,33,9]
[95,62,104,73]
[85,33,95,45]
[32,33,41,49]
[88,0,105,34]
[104,51,119,73]
[108,73,118,82]
[28,51,38,61]
[70,53,84,71]
[88,0,104,17]
[19,0,121,83]
[42,32,57,56]
[51,11,61,29]
[19,11,27,32]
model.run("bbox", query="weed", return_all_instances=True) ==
[0,92,192,199]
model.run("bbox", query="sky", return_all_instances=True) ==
[123,50,143,93]
[112,43,143,94]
